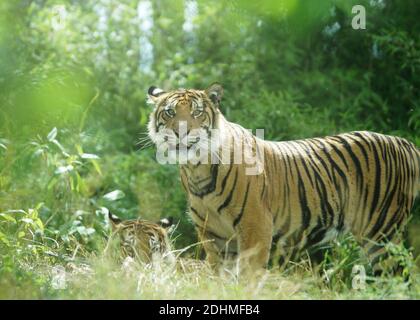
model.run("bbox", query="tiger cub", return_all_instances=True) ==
[108,212,174,263]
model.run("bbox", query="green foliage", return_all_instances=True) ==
[0,0,419,298]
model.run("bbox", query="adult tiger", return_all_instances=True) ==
[147,83,420,273]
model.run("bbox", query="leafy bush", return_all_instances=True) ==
[0,0,419,299]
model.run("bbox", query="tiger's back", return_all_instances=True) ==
[264,130,419,266]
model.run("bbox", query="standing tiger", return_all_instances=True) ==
[147,83,420,274]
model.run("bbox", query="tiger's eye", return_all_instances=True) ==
[165,109,176,117]
[192,109,203,118]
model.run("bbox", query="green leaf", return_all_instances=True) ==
[55,165,74,174]
[0,213,17,223]
[91,159,102,176]
[47,177,58,190]
[28,208,38,219]
[103,190,125,201]
[3,210,26,214]
[47,127,58,141]
[21,218,33,224]
[34,218,44,232]
[51,139,70,157]
[0,138,9,150]
[80,153,100,159]
[0,231,10,246]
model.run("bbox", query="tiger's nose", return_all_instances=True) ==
[173,129,191,139]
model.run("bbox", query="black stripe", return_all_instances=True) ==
[319,140,349,189]
[313,168,335,227]
[335,136,364,191]
[306,218,327,248]
[217,164,234,196]
[353,132,373,151]
[281,143,297,184]
[156,109,164,123]
[190,207,205,222]
[396,138,411,196]
[306,139,334,182]
[317,139,349,209]
[367,134,382,219]
[381,206,405,239]
[209,107,217,130]
[206,230,227,241]
[346,133,370,169]
[274,146,292,232]
[368,180,397,239]
[190,208,228,241]
[345,133,371,214]
[374,136,394,215]
[194,175,212,185]
[296,140,335,226]
[328,138,349,170]
[233,182,251,227]
[217,169,239,213]
[196,225,227,241]
[272,230,283,244]
[292,142,315,188]
[295,159,311,230]
[188,164,219,198]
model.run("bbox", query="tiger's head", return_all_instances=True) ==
[108,212,174,263]
[147,84,225,164]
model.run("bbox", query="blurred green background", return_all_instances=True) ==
[0,0,419,290]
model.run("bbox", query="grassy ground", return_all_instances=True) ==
[1,231,419,300]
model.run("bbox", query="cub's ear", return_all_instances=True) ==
[158,216,174,229]
[147,86,166,105]
[205,83,223,105]
[158,216,176,234]
[108,211,122,230]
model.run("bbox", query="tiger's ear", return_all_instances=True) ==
[108,211,122,231]
[205,83,223,105]
[158,216,176,234]
[147,86,166,105]
[158,216,174,229]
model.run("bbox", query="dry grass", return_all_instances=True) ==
[19,241,419,300]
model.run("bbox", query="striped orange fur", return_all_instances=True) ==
[147,84,420,273]
[109,213,173,263]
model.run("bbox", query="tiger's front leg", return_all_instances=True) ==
[195,225,221,268]
[235,205,273,275]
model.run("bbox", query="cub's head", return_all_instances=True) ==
[108,212,174,262]
[147,84,224,163]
